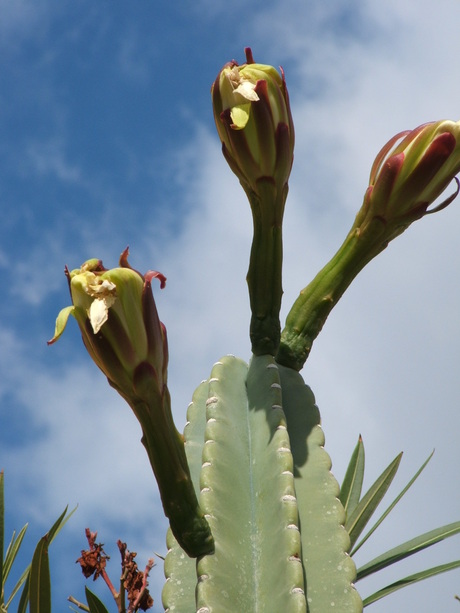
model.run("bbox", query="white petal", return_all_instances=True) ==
[88,278,117,297]
[89,298,109,334]
[234,80,259,102]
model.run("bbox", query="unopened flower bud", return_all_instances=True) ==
[48,247,167,404]
[357,120,460,243]
[212,47,294,207]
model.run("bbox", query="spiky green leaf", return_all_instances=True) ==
[357,521,460,580]
[3,525,28,587]
[4,555,29,608]
[28,506,75,613]
[16,574,30,613]
[29,535,51,613]
[351,450,434,556]
[346,453,402,550]
[340,436,365,518]
[362,559,460,606]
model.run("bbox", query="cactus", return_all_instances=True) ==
[163,357,362,612]
[52,49,460,612]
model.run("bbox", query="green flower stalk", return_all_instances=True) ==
[277,120,460,371]
[49,248,213,557]
[212,48,295,356]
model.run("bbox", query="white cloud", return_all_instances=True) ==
[3,0,460,609]
[26,137,82,183]
[142,3,460,609]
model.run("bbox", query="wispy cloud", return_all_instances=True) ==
[2,0,460,609]
[26,137,82,183]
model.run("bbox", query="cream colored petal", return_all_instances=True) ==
[88,278,117,297]
[233,80,259,102]
[89,298,110,334]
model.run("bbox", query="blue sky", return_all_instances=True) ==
[2,0,460,610]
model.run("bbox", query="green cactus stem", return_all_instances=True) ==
[276,220,386,371]
[246,179,286,356]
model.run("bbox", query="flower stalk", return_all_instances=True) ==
[277,120,460,371]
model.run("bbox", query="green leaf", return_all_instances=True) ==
[339,436,365,519]
[278,364,362,612]
[3,525,28,586]
[4,559,29,608]
[196,355,306,613]
[362,559,460,606]
[29,535,51,613]
[357,521,460,580]
[351,450,434,556]
[346,452,402,550]
[85,586,110,613]
[16,574,30,613]
[28,506,75,613]
[162,379,209,611]
[0,472,30,610]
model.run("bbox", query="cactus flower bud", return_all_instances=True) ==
[211,47,294,207]
[49,248,213,557]
[357,120,460,243]
[277,120,460,371]
[49,248,168,402]
[212,48,295,356]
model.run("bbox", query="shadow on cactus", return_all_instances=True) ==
[47,47,460,611]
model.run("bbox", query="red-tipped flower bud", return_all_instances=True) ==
[357,120,460,242]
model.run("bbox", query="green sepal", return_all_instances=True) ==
[48,305,76,344]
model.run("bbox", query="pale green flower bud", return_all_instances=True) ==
[212,47,294,204]
[49,249,167,403]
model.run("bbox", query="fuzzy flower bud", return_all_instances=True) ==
[211,47,294,206]
[356,120,460,243]
[48,247,167,404]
